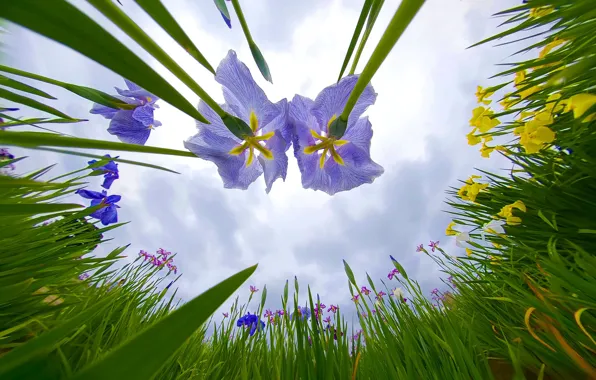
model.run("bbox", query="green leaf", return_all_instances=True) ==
[0,294,117,376]
[343,260,357,286]
[337,0,373,81]
[0,87,72,119]
[0,74,56,99]
[0,0,207,122]
[249,42,272,83]
[213,0,231,26]
[0,131,197,158]
[349,0,384,75]
[0,203,83,216]
[134,0,215,75]
[0,176,81,189]
[35,147,181,174]
[0,117,87,128]
[222,114,253,139]
[72,265,257,380]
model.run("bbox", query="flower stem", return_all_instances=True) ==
[340,0,426,122]
[231,0,254,44]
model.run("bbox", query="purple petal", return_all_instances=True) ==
[76,189,105,200]
[343,116,373,155]
[101,174,118,190]
[108,110,152,145]
[115,80,156,103]
[99,205,118,225]
[216,50,270,123]
[258,130,288,193]
[196,101,240,140]
[184,126,262,190]
[220,11,232,28]
[311,75,377,133]
[324,144,384,195]
[132,104,157,127]
[261,99,290,144]
[90,103,119,119]
[105,194,121,204]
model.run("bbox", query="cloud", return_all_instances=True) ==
[2,0,524,325]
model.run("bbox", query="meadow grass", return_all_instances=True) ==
[1,0,596,379]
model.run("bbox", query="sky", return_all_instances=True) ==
[2,0,524,323]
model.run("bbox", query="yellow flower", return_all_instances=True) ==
[545,93,564,113]
[518,113,556,154]
[492,242,502,249]
[482,135,493,144]
[477,115,500,134]
[480,143,495,158]
[495,145,508,155]
[539,38,566,59]
[467,129,481,146]
[476,86,494,105]
[497,200,526,225]
[446,221,458,236]
[458,176,488,202]
[466,248,473,257]
[520,85,542,100]
[506,216,522,226]
[469,106,492,127]
[500,94,519,110]
[511,200,527,212]
[529,6,554,19]
[514,71,526,87]
[564,93,596,122]
[516,111,535,122]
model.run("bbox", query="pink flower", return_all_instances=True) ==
[372,309,377,314]
[157,248,171,258]
[276,310,285,316]
[327,305,339,313]
[429,240,439,252]
[223,312,229,318]
[387,268,399,280]
[352,294,359,302]
[317,302,326,310]
[269,315,275,324]
[324,316,331,324]
[416,244,424,252]
[249,285,259,293]
[264,309,273,318]
[376,291,386,299]
[361,286,371,295]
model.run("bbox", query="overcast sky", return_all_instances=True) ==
[2,0,523,323]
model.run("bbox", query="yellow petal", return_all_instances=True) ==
[466,248,473,257]
[498,205,513,218]
[251,141,274,160]
[514,71,526,87]
[522,141,543,154]
[512,200,527,213]
[249,111,259,132]
[253,131,275,141]
[506,216,522,225]
[334,139,349,147]
[319,147,329,168]
[568,93,596,119]
[330,146,344,166]
[327,114,337,130]
[535,126,556,143]
[467,131,481,146]
[229,142,249,156]
[304,141,327,154]
[446,221,457,236]
[310,129,326,141]
[246,146,255,166]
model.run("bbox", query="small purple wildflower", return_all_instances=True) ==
[324,316,331,324]
[88,154,119,189]
[361,286,371,296]
[78,273,90,281]
[249,285,259,294]
[76,189,121,226]
[327,305,338,313]
[236,312,265,336]
[361,312,367,318]
[429,240,439,252]
[376,291,386,299]
[387,268,399,280]
[351,294,359,302]
[416,244,424,252]
[264,309,273,318]
[223,312,229,318]
[277,309,285,316]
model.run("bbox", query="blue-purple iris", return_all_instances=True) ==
[90,79,161,145]
[184,50,290,193]
[88,154,119,189]
[236,312,265,336]
[289,75,384,195]
[76,189,121,226]
[291,306,311,321]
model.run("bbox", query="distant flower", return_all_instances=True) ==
[139,250,151,260]
[236,312,265,336]
[327,305,338,313]
[361,312,367,318]
[76,189,121,226]
[184,50,290,193]
[249,285,259,293]
[90,79,161,145]
[376,291,387,299]
[277,309,285,316]
[455,232,470,248]
[78,273,89,281]
[157,248,172,258]
[429,240,439,252]
[416,244,424,252]
[387,268,399,280]
[88,154,119,189]
[333,328,343,341]
[391,287,404,299]
[324,316,331,324]
[223,312,229,318]
[167,263,178,274]
[264,309,273,318]
[0,148,16,171]
[289,75,383,195]
[152,256,162,267]
[447,276,457,288]
[431,288,439,295]
[292,306,311,321]
[482,220,505,240]
[402,298,408,303]
[268,315,275,324]
[372,309,377,314]
[351,294,359,302]
[316,302,326,310]
[361,286,371,296]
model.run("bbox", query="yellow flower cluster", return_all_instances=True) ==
[467,104,505,158]
[514,110,556,154]
[563,93,596,123]
[497,200,526,225]
[458,175,488,203]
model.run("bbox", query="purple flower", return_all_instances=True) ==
[78,273,89,281]
[327,305,338,313]
[376,291,386,299]
[292,306,311,321]
[416,244,424,252]
[361,286,371,296]
[276,309,284,316]
[249,285,259,294]
[351,294,359,302]
[324,316,331,324]
[184,50,290,193]
[223,312,229,318]
[387,268,399,280]
[236,312,265,336]
[264,309,273,318]
[289,76,383,195]
[88,154,119,189]
[431,288,439,295]
[90,79,161,145]
[317,302,326,310]
[139,250,150,260]
[429,240,439,252]
[0,148,15,160]
[167,263,178,274]
[76,189,121,226]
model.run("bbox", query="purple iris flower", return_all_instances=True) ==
[289,75,384,195]
[291,306,311,321]
[236,312,265,336]
[76,189,121,226]
[184,50,290,193]
[90,79,161,145]
[88,154,119,189]
[0,148,15,160]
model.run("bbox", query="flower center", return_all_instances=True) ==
[228,111,274,166]
[304,115,349,168]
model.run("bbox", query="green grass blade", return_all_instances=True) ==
[337,0,373,81]
[0,117,87,128]
[0,87,72,119]
[0,0,207,122]
[72,264,258,380]
[0,74,56,99]
[134,0,215,75]
[33,147,181,174]
[0,203,84,216]
[349,0,384,75]
[0,131,197,158]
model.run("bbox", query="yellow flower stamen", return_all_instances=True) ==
[227,111,274,167]
[304,116,349,168]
